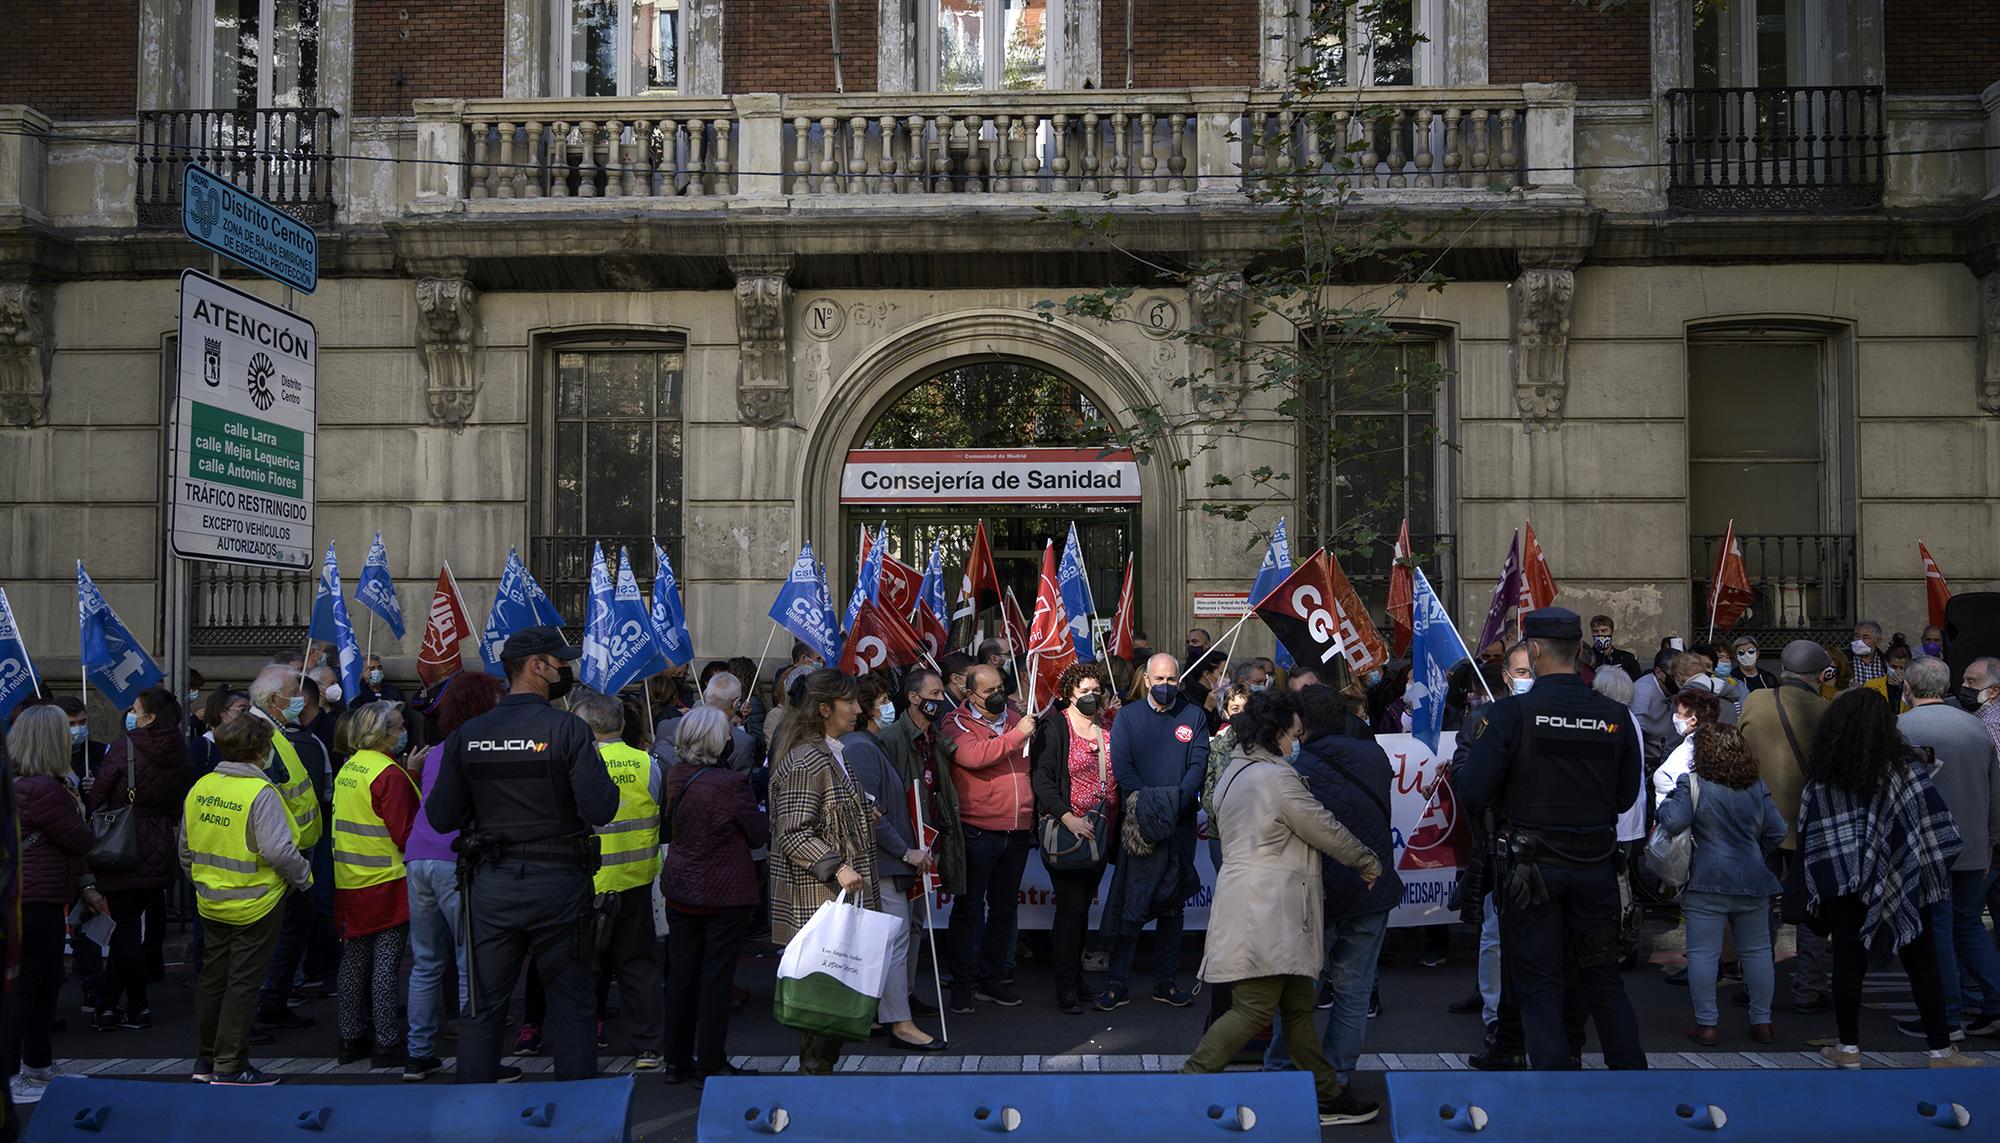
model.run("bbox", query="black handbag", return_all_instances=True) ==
[1038,725,1109,872]
[86,740,141,873]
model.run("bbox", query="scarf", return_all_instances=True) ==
[1800,754,1960,957]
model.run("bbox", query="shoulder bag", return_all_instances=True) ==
[1641,773,1700,888]
[86,739,141,872]
[1038,724,1110,872]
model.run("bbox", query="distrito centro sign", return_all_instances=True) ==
[170,269,317,569]
[181,164,318,293]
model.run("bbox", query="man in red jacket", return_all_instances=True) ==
[940,665,1036,1014]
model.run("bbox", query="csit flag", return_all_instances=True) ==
[1406,567,1474,753]
[307,542,364,700]
[1249,517,1296,670]
[582,544,664,696]
[1057,523,1096,662]
[356,531,406,639]
[77,561,163,710]
[913,539,951,662]
[650,540,694,668]
[417,564,473,686]
[770,542,841,665]
[0,588,40,722]
[480,548,543,676]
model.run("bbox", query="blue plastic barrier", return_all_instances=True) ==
[1387,1068,1992,1142]
[24,1075,634,1142]
[697,1072,1320,1140]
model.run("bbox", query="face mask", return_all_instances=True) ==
[1922,642,1942,657]
[1592,634,1612,651]
[1073,692,1103,717]
[392,730,408,753]
[1715,661,1733,678]
[1959,687,1989,709]
[186,689,200,704]
[367,669,384,686]
[322,683,344,704]
[1673,714,1695,736]
[1736,650,1758,668]
[1286,740,1301,764]
[1365,670,1384,689]
[282,696,306,724]
[877,702,897,727]
[124,712,140,732]
[69,725,88,746]
[1509,676,1533,697]
[1851,639,1873,657]
[1888,667,1905,682]
[546,663,576,702]
[917,697,945,721]
[981,691,1008,716]
[1149,683,1179,708]
[1248,682,1269,693]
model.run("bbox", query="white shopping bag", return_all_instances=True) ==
[772,891,901,1041]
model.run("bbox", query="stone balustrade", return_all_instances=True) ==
[1243,87,1533,190]
[448,98,740,202]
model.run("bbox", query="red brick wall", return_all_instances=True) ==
[0,0,138,119]
[354,0,505,117]
[1101,0,1257,88]
[725,0,878,92]
[1489,0,1650,99]
[1885,0,2000,93]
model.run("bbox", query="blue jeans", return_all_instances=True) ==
[1108,910,1184,991]
[1264,909,1389,1084]
[1684,891,1774,1025]
[404,859,467,1059]
[1933,867,2000,1022]
[947,826,1031,989]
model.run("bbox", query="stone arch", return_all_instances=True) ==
[797,309,1186,634]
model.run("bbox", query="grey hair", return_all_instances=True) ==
[1856,619,1883,637]
[248,664,299,711]
[1591,666,1635,706]
[675,706,731,765]
[1971,658,2000,691]
[345,701,404,752]
[307,663,338,688]
[1905,656,1951,701]
[6,705,72,780]
[703,671,743,710]
[570,688,625,736]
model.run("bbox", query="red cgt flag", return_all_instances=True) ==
[417,563,473,687]
[1254,550,1392,678]
[1001,588,1032,661]
[1707,520,1755,636]
[1108,554,1136,660]
[1521,520,1558,611]
[1387,520,1414,657]
[954,520,1003,624]
[1920,541,1952,633]
[838,598,926,674]
[880,552,925,621]
[1026,542,1078,708]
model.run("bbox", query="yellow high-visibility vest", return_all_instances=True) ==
[593,741,661,894]
[183,772,289,925]
[332,749,415,890]
[264,719,322,850]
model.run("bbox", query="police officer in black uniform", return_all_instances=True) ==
[1454,608,1645,1071]
[425,626,619,1083]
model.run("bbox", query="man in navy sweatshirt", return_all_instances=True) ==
[1099,653,1210,1011]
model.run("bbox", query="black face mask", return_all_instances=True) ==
[1959,686,1989,710]
[916,697,946,721]
[1073,692,1103,717]
[545,663,576,702]
[981,692,1008,716]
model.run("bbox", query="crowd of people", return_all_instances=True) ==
[1,610,1995,1128]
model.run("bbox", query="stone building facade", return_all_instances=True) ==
[1,0,1997,698]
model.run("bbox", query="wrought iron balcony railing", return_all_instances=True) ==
[528,534,683,637]
[1689,532,1856,646]
[136,107,339,226]
[190,561,313,654]
[1663,86,1884,212]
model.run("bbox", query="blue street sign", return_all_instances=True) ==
[181,165,318,294]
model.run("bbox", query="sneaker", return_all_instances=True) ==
[1929,1047,1986,1068]
[1897,1017,1966,1043]
[92,1009,122,1032]
[1663,965,1689,986]
[402,1056,443,1082]
[1818,1044,1862,1070]
[297,976,329,994]
[1317,979,1336,1010]
[192,1059,216,1082]
[1419,951,1447,968]
[119,1009,152,1030]
[634,1052,664,1071]
[1151,984,1195,1008]
[1095,985,1130,1012]
[1057,994,1083,1015]
[949,986,977,1015]
[1366,990,1382,1020]
[514,1023,543,1056]
[1318,1091,1380,1126]
[252,1007,314,1030]
[595,1020,609,1049]
[494,1064,523,1083]
[211,1067,281,1086]
[1000,969,1016,986]
[1965,1014,2000,1037]
[9,1071,48,1105]
[975,982,1023,1007]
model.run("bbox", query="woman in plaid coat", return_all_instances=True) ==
[768,669,882,1073]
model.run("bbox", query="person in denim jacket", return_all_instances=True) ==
[1658,724,1786,1046]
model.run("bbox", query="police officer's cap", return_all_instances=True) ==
[1520,607,1583,641]
[500,625,582,663]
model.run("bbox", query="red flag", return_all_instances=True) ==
[1920,541,1952,632]
[1026,542,1078,707]
[1387,520,1414,657]
[1325,551,1392,676]
[954,520,1002,622]
[880,552,924,621]
[417,563,473,686]
[906,782,940,901]
[1108,554,1136,660]
[1254,550,1391,677]
[1001,588,1032,660]
[1706,520,1755,637]
[838,598,925,674]
[915,600,951,664]
[1521,520,1558,612]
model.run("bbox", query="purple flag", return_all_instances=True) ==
[1474,529,1522,656]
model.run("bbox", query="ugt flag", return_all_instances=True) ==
[480,548,544,675]
[1250,517,1295,670]
[77,561,163,710]
[1058,523,1096,662]
[0,588,40,722]
[770,542,840,665]
[306,542,364,701]
[356,531,406,639]
[650,540,693,668]
[417,563,473,687]
[1406,567,1474,753]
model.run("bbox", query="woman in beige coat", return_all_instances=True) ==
[1182,690,1382,1126]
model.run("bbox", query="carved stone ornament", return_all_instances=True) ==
[1189,270,1248,408]
[1510,268,1575,431]
[0,283,52,427]
[732,257,793,427]
[416,277,480,428]
[1980,272,2000,416]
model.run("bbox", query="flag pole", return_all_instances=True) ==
[1201,604,1259,663]
[1706,520,1730,645]
[911,779,947,1043]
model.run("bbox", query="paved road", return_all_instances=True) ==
[22,917,1997,1141]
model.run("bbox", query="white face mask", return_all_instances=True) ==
[1509,676,1534,697]
[322,683,343,704]
[1673,713,1695,737]
[877,702,897,727]
[1851,639,1873,657]
[367,669,384,686]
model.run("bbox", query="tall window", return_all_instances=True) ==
[1692,0,1811,88]
[202,0,320,108]
[559,0,682,96]
[1686,337,1827,536]
[1288,0,1440,87]
[929,0,1059,91]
